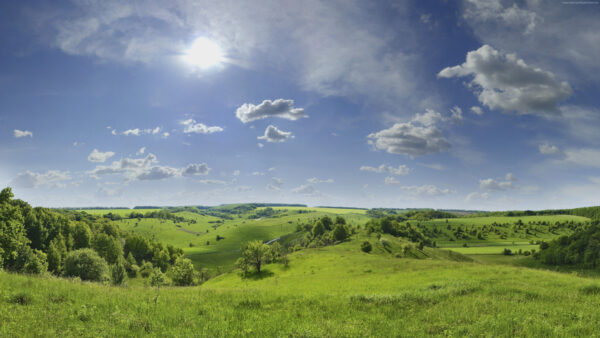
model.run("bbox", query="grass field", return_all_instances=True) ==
[3,240,600,336]
[78,209,161,216]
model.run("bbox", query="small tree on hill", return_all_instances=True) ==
[111,259,127,286]
[361,241,372,253]
[171,257,196,286]
[64,249,109,282]
[241,240,271,273]
[333,224,349,241]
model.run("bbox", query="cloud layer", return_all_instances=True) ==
[236,99,307,123]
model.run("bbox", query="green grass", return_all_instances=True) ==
[3,241,600,336]
[448,244,538,255]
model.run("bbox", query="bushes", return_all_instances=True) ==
[63,249,109,282]
[111,260,127,286]
[171,257,196,286]
[361,241,373,253]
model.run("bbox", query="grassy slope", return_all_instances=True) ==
[2,240,600,336]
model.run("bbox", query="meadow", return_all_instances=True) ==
[2,201,598,336]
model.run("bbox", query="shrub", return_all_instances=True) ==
[63,249,109,282]
[140,261,153,278]
[502,248,512,256]
[111,260,127,286]
[361,241,372,253]
[23,249,48,275]
[171,257,196,286]
[149,268,170,287]
[333,225,349,241]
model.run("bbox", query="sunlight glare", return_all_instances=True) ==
[184,37,224,69]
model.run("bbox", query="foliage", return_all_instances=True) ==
[361,241,373,253]
[111,260,127,286]
[63,249,109,282]
[538,223,600,267]
[149,268,170,287]
[170,257,196,286]
[241,241,271,273]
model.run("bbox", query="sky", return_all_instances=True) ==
[1,0,600,210]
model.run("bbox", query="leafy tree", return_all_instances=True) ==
[0,188,30,268]
[332,224,349,241]
[312,222,326,237]
[64,249,109,282]
[72,223,92,249]
[110,259,127,286]
[139,261,154,278]
[241,240,271,273]
[46,240,62,274]
[335,216,346,225]
[152,248,171,272]
[320,216,333,230]
[171,257,196,286]
[93,233,123,265]
[124,235,151,263]
[149,268,170,287]
[361,241,373,253]
[23,249,48,274]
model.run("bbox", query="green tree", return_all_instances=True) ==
[149,268,170,287]
[110,259,127,286]
[152,248,170,272]
[0,188,30,268]
[312,222,326,237]
[241,240,271,273]
[335,216,346,225]
[64,249,109,282]
[124,235,151,263]
[23,249,48,274]
[72,223,92,249]
[320,216,333,230]
[139,261,154,278]
[170,257,196,286]
[361,241,373,253]
[93,233,123,265]
[332,224,349,241]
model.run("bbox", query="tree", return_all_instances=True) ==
[139,261,154,278]
[171,257,196,286]
[93,233,123,265]
[149,268,170,287]
[312,222,326,237]
[111,259,127,286]
[241,240,271,273]
[64,249,109,282]
[335,216,346,225]
[0,190,29,268]
[320,216,333,230]
[23,249,48,274]
[46,240,62,274]
[72,223,92,249]
[361,241,373,253]
[124,235,151,263]
[152,248,170,272]
[332,224,349,241]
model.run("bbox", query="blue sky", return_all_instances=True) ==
[1,0,600,209]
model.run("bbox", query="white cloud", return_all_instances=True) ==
[291,183,321,196]
[181,163,211,176]
[89,153,210,181]
[137,147,146,155]
[411,109,443,126]
[236,99,307,123]
[236,185,253,192]
[198,179,227,185]
[563,149,600,168]
[87,149,115,163]
[463,0,539,35]
[120,127,163,136]
[266,184,281,192]
[360,164,410,176]
[11,170,71,188]
[181,119,224,134]
[258,143,264,148]
[438,45,572,115]
[251,171,265,176]
[479,173,517,191]
[402,185,452,197]
[14,130,33,138]
[470,106,484,116]
[465,191,490,202]
[368,122,450,157]
[450,106,463,122]
[539,143,560,155]
[257,125,294,143]
[233,170,240,176]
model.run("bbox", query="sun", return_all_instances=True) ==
[183,37,224,69]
